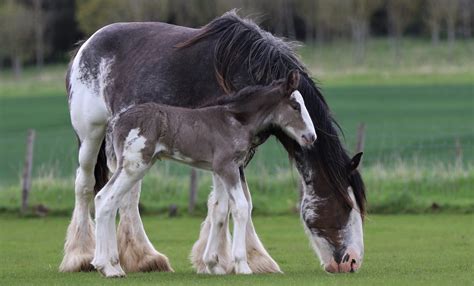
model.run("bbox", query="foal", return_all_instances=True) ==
[92,70,316,277]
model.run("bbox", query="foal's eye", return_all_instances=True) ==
[292,103,301,112]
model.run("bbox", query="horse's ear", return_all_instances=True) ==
[348,152,363,173]
[286,69,300,92]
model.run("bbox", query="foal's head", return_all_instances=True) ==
[267,70,317,147]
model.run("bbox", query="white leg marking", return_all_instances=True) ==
[224,178,252,274]
[202,175,232,274]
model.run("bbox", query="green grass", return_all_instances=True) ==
[0,214,473,285]
[300,38,474,86]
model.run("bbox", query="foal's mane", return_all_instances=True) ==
[178,10,366,216]
[200,83,284,113]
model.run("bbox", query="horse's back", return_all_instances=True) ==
[68,21,221,117]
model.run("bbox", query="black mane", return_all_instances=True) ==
[178,10,366,216]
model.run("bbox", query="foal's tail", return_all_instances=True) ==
[94,139,109,195]
[76,137,109,195]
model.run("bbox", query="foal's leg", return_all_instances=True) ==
[201,175,233,274]
[216,168,252,274]
[240,169,282,273]
[117,180,173,272]
[60,130,105,272]
[92,168,147,277]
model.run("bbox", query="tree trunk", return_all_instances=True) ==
[447,17,456,61]
[352,19,367,65]
[390,33,402,65]
[460,0,472,38]
[13,55,22,79]
[34,0,44,70]
[431,21,440,46]
[284,0,296,39]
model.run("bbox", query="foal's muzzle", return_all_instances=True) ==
[302,133,317,146]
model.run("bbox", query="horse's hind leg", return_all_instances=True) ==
[240,169,281,273]
[60,131,105,272]
[117,180,173,272]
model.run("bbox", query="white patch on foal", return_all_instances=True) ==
[123,128,147,168]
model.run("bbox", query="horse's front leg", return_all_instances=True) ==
[216,167,252,274]
[239,168,282,273]
[200,174,233,274]
[117,180,173,273]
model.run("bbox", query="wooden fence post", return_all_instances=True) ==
[188,168,198,214]
[21,129,36,214]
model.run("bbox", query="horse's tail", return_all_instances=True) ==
[75,136,109,195]
[93,139,108,195]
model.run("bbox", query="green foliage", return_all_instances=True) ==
[0,215,473,285]
[76,0,169,35]
[1,163,473,215]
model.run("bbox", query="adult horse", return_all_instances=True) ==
[61,10,366,274]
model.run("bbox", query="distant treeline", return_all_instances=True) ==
[1,0,473,76]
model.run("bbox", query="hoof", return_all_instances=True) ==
[206,263,228,275]
[247,249,282,274]
[92,260,126,278]
[59,253,95,272]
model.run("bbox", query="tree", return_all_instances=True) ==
[387,0,420,64]
[348,0,382,64]
[33,0,46,69]
[426,0,444,46]
[444,0,459,59]
[459,0,472,38]
[0,1,35,78]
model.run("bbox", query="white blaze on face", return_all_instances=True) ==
[291,90,316,139]
[300,190,334,267]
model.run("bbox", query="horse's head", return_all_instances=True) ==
[298,150,365,273]
[268,70,316,147]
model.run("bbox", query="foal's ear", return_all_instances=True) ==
[286,69,300,92]
[348,152,363,173]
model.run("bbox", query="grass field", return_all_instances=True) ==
[0,214,473,286]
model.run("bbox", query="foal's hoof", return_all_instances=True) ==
[206,263,228,275]
[92,261,126,278]
[59,253,95,272]
[234,261,253,275]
